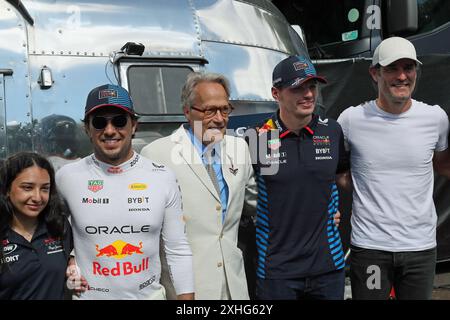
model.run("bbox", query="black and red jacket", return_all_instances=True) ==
[0,219,72,300]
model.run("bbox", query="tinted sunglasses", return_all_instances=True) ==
[91,114,128,130]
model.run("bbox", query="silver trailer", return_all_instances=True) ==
[0,0,307,160]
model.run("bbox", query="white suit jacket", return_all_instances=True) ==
[141,125,256,300]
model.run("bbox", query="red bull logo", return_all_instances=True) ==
[258,119,276,135]
[95,240,143,259]
[94,240,148,277]
[93,258,149,276]
[95,244,118,257]
[122,242,144,255]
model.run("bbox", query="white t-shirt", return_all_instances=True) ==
[338,99,449,251]
[56,152,193,299]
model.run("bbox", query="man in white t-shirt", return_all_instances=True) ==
[56,84,194,300]
[337,37,450,300]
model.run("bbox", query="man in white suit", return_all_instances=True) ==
[141,72,256,300]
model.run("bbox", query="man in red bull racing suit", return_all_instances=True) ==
[247,55,349,300]
[56,84,194,299]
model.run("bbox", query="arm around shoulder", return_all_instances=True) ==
[434,109,450,178]
[434,148,450,179]
[177,292,194,300]
[336,170,353,191]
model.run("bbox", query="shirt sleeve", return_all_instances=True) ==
[435,106,449,152]
[337,108,350,152]
[55,168,70,204]
[55,169,64,197]
[336,122,350,174]
[161,171,194,296]
[55,169,75,257]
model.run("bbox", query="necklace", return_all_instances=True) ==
[12,224,38,242]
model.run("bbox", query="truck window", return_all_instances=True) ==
[273,0,371,57]
[273,0,368,46]
[127,66,193,115]
[417,0,450,34]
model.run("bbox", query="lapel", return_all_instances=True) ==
[172,125,220,201]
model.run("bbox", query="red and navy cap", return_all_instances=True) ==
[85,84,135,117]
[272,55,327,88]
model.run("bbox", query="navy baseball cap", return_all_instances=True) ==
[84,84,135,117]
[272,55,327,88]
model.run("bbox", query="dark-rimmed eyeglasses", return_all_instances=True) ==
[91,114,128,130]
[191,104,233,118]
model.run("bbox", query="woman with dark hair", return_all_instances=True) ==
[0,152,74,299]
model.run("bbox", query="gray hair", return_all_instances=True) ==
[181,72,231,110]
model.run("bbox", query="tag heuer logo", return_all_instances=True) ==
[268,138,281,150]
[88,180,104,193]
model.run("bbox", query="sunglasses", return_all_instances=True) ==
[91,114,129,130]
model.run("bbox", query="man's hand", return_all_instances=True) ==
[66,257,88,296]
[334,210,341,228]
[336,170,353,191]
[433,149,450,179]
[177,293,195,300]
